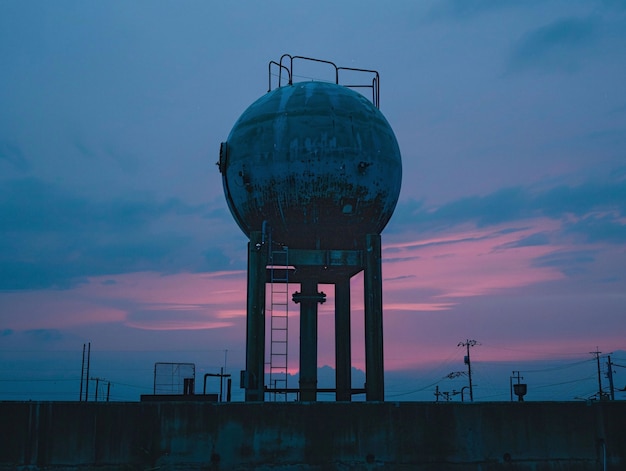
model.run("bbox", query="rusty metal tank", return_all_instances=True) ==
[219,80,402,249]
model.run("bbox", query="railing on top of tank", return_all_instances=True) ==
[268,54,380,108]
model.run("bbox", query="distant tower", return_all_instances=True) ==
[218,55,402,401]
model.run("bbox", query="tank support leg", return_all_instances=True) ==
[295,278,322,401]
[335,276,352,401]
[245,231,267,401]
[364,234,384,401]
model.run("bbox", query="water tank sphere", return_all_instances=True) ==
[219,81,402,249]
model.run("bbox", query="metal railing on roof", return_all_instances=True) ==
[268,54,381,108]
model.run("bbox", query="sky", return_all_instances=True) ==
[1,0,625,402]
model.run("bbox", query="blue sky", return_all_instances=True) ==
[1,0,625,402]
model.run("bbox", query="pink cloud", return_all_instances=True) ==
[385,302,458,312]
[124,317,234,331]
[382,220,566,302]
[0,290,126,330]
[0,271,249,332]
[82,271,247,306]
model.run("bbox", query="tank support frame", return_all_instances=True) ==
[243,231,384,402]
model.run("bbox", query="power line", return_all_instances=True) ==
[519,358,592,373]
[386,378,445,398]
[532,375,596,390]
[479,343,594,358]
[0,378,78,383]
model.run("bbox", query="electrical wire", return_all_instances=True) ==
[386,378,444,398]
[519,358,593,374]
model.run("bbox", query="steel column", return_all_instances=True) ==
[335,276,352,401]
[297,278,319,401]
[364,233,384,401]
[245,231,267,401]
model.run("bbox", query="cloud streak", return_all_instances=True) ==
[389,178,626,241]
[0,140,30,172]
[0,177,235,290]
[384,222,566,301]
[427,0,539,21]
[507,17,597,73]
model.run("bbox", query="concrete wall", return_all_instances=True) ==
[0,401,624,470]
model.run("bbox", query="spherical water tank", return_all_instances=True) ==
[219,81,402,249]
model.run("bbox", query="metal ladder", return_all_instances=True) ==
[268,246,289,401]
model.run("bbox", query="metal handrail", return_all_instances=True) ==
[268,60,291,92]
[268,54,381,108]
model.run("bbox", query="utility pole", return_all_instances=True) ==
[86,342,91,401]
[607,356,615,401]
[80,342,91,401]
[80,344,86,401]
[458,339,478,401]
[591,348,604,400]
